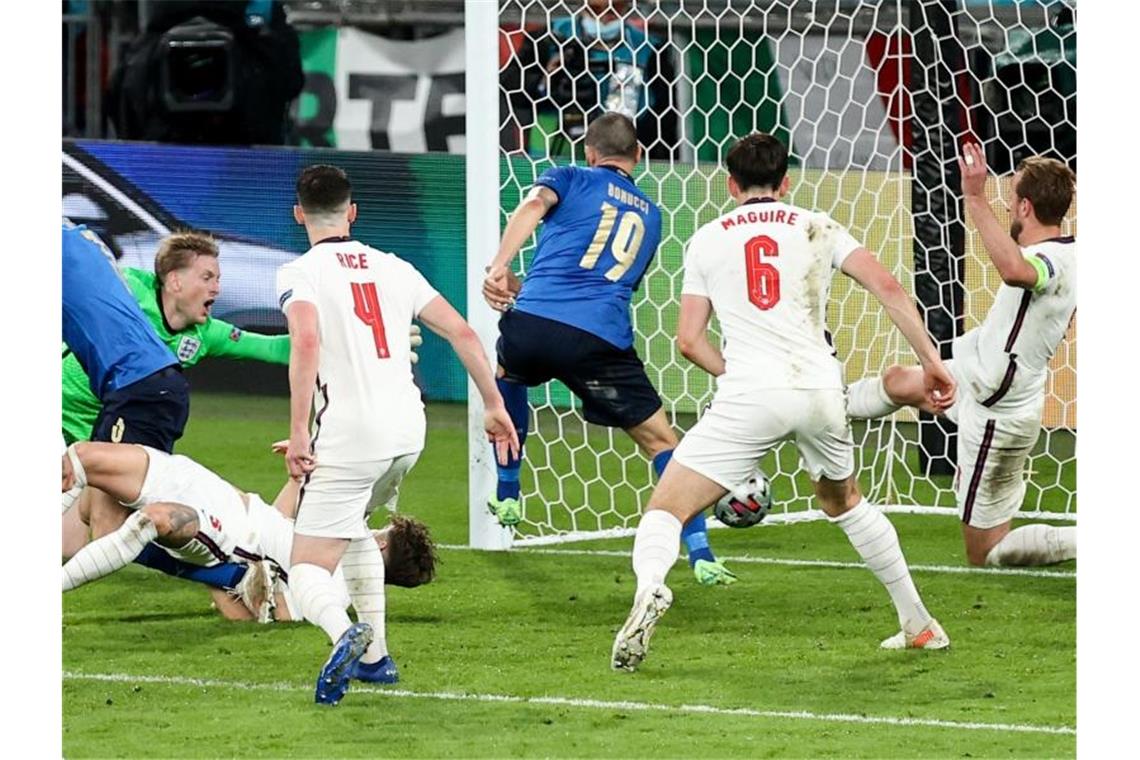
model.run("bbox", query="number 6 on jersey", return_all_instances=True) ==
[745,235,780,310]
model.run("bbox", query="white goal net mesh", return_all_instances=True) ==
[494,0,1076,542]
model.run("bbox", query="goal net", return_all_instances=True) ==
[471,0,1076,547]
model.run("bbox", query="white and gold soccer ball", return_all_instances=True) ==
[713,469,773,528]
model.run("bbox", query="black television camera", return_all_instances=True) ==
[107,1,303,146]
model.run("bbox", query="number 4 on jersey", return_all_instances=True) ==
[351,282,390,358]
[745,235,780,310]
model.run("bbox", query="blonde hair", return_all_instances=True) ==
[154,231,219,284]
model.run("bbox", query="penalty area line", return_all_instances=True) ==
[438,544,1075,580]
[63,671,1075,737]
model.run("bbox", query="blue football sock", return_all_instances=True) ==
[681,512,716,566]
[494,377,529,501]
[652,449,716,566]
[133,543,247,589]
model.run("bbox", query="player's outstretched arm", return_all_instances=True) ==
[206,320,422,365]
[483,186,558,311]
[417,296,520,464]
[959,142,1038,290]
[676,295,725,377]
[283,301,319,480]
[203,317,291,364]
[841,249,955,412]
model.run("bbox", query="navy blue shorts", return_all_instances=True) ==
[496,309,662,429]
[92,366,191,454]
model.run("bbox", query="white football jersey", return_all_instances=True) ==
[952,236,1076,406]
[277,238,440,461]
[247,495,298,573]
[681,199,862,394]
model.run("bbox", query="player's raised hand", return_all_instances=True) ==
[922,360,957,414]
[958,142,988,199]
[483,265,521,312]
[484,405,521,466]
[285,431,317,480]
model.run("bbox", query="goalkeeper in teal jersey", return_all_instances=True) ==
[61,231,289,444]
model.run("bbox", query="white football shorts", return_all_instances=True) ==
[674,389,854,488]
[294,452,420,539]
[944,361,1043,530]
[126,445,263,565]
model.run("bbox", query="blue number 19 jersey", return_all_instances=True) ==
[511,165,662,349]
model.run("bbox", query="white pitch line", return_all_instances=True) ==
[63,671,1075,737]
[437,544,1076,580]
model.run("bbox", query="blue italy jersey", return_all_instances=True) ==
[512,165,662,349]
[61,221,177,399]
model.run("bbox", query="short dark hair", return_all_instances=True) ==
[1014,156,1075,226]
[295,164,352,215]
[381,514,438,588]
[725,133,789,192]
[585,112,638,160]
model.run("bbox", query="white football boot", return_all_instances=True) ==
[880,618,950,650]
[611,583,673,672]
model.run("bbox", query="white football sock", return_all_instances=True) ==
[63,510,156,591]
[847,377,902,420]
[831,500,931,634]
[62,444,89,514]
[341,536,388,663]
[632,510,683,597]
[290,563,353,645]
[985,524,1076,566]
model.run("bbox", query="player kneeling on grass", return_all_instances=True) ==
[61,442,438,627]
[847,144,1076,568]
[612,133,956,672]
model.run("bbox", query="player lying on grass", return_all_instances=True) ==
[847,144,1076,568]
[61,229,423,603]
[61,442,437,629]
[482,112,734,586]
[209,512,435,623]
[612,133,956,672]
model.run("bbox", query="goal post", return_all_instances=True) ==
[468,0,1077,548]
[466,0,511,550]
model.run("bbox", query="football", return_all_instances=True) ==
[713,469,773,528]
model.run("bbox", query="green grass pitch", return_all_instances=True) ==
[63,393,1075,758]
